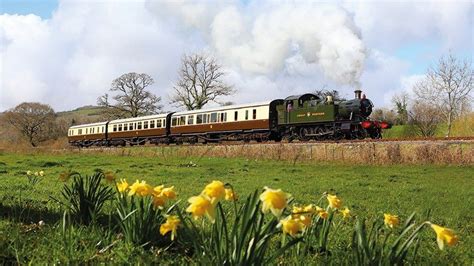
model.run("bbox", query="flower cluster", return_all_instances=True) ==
[276,193,351,236]
[116,179,176,209]
[383,212,458,250]
[186,180,237,222]
[26,170,44,176]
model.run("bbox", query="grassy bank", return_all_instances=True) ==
[0,153,472,263]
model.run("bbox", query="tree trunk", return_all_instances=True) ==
[446,111,452,138]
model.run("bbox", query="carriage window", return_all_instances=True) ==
[123,124,128,131]
[150,120,155,129]
[204,114,208,123]
[210,113,217,123]
[113,125,117,132]
[137,122,142,130]
[118,124,122,131]
[172,118,177,126]
[245,110,249,120]
[78,129,82,135]
[253,109,257,119]
[180,116,186,125]
[188,115,194,125]
[157,119,162,128]
[129,123,133,130]
[163,120,166,127]
[234,111,238,121]
[144,121,148,129]
[102,126,105,133]
[196,114,203,124]
[220,113,227,122]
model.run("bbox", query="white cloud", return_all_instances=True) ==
[0,0,472,112]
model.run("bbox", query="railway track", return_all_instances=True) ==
[64,136,474,151]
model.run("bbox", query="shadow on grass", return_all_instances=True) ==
[0,203,61,224]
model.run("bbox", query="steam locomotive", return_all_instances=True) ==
[68,90,391,147]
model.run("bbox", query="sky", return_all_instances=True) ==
[0,0,472,112]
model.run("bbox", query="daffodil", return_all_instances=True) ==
[384,213,400,229]
[186,195,216,222]
[340,207,351,219]
[153,185,164,195]
[260,187,290,217]
[104,171,115,182]
[117,179,129,193]
[26,170,32,175]
[162,186,177,199]
[153,195,167,209]
[128,180,152,197]
[292,204,314,227]
[34,172,39,176]
[160,215,180,240]
[327,194,342,209]
[430,223,458,250]
[280,216,303,236]
[225,188,238,201]
[319,210,329,219]
[39,170,44,176]
[202,180,225,201]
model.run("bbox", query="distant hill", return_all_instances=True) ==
[57,105,106,124]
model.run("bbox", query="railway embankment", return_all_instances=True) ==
[68,139,474,165]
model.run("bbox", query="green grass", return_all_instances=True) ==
[0,153,472,263]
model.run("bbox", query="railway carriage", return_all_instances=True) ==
[67,90,390,147]
[107,114,168,146]
[68,121,108,147]
[169,102,274,143]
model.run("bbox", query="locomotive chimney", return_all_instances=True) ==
[354,90,362,99]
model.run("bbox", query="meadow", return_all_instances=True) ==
[0,152,472,264]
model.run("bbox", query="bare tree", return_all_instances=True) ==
[4,102,56,146]
[314,89,346,101]
[98,72,162,118]
[371,108,397,124]
[392,92,409,125]
[408,101,442,137]
[170,54,234,110]
[414,54,473,137]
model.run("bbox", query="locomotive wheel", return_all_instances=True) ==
[314,127,325,141]
[299,127,310,141]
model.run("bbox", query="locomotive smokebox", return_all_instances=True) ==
[354,90,362,99]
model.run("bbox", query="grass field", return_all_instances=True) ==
[0,152,472,264]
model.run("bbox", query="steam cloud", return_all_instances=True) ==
[149,2,367,86]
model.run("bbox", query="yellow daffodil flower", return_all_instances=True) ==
[26,171,32,175]
[259,187,290,217]
[202,180,226,201]
[104,171,115,182]
[430,223,458,250]
[327,194,342,209]
[384,213,400,229]
[39,170,44,176]
[280,216,303,236]
[341,207,351,219]
[128,180,152,196]
[117,179,129,193]
[160,215,180,240]
[153,185,164,195]
[319,210,329,219]
[162,186,177,199]
[153,195,167,209]
[225,188,238,201]
[186,195,216,222]
[297,214,312,227]
[34,172,39,176]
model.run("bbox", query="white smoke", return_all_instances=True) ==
[149,1,367,86]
